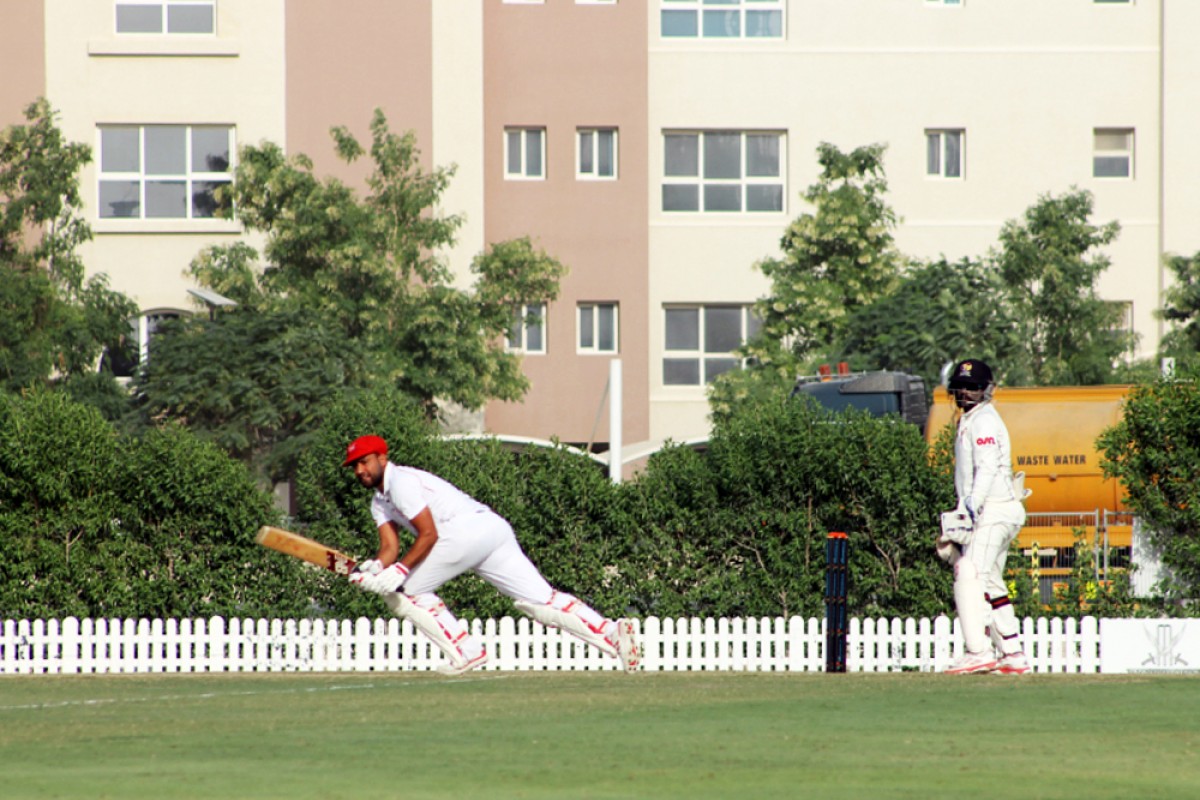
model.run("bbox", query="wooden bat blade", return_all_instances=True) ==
[256,526,358,576]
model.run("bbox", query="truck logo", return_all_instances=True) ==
[1016,454,1088,466]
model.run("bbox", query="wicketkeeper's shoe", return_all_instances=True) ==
[611,619,642,674]
[436,649,488,676]
[944,650,998,675]
[994,652,1031,675]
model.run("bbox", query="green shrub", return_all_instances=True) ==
[0,390,308,619]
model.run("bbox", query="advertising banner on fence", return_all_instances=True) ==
[1100,619,1200,674]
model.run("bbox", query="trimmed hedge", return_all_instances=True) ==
[3,387,964,621]
[0,390,320,618]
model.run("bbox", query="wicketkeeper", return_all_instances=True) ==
[342,435,641,675]
[937,359,1031,675]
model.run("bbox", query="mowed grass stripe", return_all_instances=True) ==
[1,672,1196,800]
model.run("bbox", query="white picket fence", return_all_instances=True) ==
[0,615,1104,674]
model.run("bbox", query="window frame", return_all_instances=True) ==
[577,302,619,354]
[660,0,784,40]
[925,128,965,179]
[662,304,760,387]
[115,0,216,35]
[662,130,785,214]
[97,123,233,221]
[504,127,546,180]
[577,128,619,181]
[507,303,547,355]
[1093,127,1134,179]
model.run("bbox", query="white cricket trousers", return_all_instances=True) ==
[963,509,1024,654]
[401,509,555,605]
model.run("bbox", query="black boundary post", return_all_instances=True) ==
[825,531,849,673]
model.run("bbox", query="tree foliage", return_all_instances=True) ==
[0,98,137,394]
[750,143,904,366]
[1158,250,1200,368]
[1098,370,1200,599]
[840,257,1022,385]
[723,148,1134,413]
[133,110,566,477]
[0,390,317,619]
[993,189,1131,385]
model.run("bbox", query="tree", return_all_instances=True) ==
[134,111,566,478]
[0,98,138,396]
[1097,369,1200,599]
[839,257,1023,389]
[711,143,904,419]
[750,142,904,367]
[1158,250,1200,368]
[993,189,1132,385]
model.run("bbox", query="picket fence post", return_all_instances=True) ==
[0,615,1123,674]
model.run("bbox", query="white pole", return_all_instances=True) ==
[609,358,622,484]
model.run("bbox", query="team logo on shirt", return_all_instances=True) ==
[976,436,997,445]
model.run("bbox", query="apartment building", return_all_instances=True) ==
[4,0,1198,469]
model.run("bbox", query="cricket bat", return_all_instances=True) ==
[255,526,358,576]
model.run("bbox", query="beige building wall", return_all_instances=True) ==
[482,0,650,451]
[286,2,483,290]
[44,0,285,315]
[431,2,485,287]
[286,2,432,189]
[1160,0,1200,345]
[10,0,1198,461]
[647,0,1174,444]
[0,0,45,130]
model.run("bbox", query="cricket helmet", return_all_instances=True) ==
[947,358,994,391]
[342,434,388,466]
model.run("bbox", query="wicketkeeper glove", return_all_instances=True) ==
[939,509,973,546]
[349,562,410,595]
[963,496,978,524]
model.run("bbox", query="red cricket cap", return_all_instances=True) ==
[342,435,388,466]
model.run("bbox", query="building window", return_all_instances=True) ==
[505,128,545,180]
[578,128,618,180]
[926,129,964,178]
[663,131,783,213]
[101,310,184,378]
[663,305,760,385]
[1093,128,1133,178]
[116,1,215,34]
[661,0,783,39]
[98,125,232,220]
[578,303,618,354]
[507,303,546,354]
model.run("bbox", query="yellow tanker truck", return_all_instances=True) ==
[925,385,1134,599]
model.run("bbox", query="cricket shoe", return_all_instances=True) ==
[436,649,488,676]
[611,619,642,674]
[944,650,998,675]
[993,652,1031,675]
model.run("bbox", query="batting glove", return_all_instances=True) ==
[354,559,384,577]
[963,497,978,524]
[350,562,410,595]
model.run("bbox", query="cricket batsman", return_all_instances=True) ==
[937,359,1031,675]
[341,434,641,675]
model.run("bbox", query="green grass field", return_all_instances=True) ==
[1,671,1196,799]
